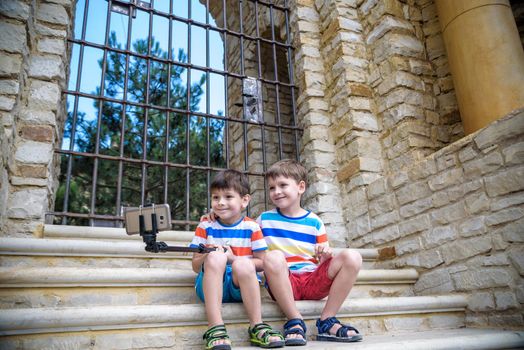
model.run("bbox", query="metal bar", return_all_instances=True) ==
[223,0,230,170]
[284,1,300,159]
[163,0,174,205]
[186,0,191,230]
[205,0,211,213]
[269,4,283,160]
[89,0,114,225]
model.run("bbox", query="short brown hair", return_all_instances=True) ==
[266,159,307,185]
[211,169,250,196]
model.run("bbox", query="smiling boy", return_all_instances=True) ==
[257,159,363,345]
[190,169,284,350]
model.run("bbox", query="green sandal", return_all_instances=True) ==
[203,324,231,350]
[248,322,285,348]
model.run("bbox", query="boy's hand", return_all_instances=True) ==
[200,210,219,222]
[314,244,333,264]
[223,245,235,262]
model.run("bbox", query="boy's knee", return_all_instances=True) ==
[263,250,287,271]
[339,249,362,271]
[204,251,227,270]
[231,258,255,277]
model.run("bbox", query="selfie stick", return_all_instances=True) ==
[138,206,215,254]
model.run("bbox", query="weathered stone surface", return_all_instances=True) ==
[19,109,57,125]
[0,96,15,111]
[485,207,524,227]
[396,236,422,255]
[485,166,524,197]
[0,0,30,20]
[414,268,453,294]
[509,250,524,275]
[494,291,519,311]
[36,3,69,25]
[0,22,26,54]
[368,194,396,217]
[38,37,66,55]
[482,253,510,266]
[366,16,413,45]
[7,188,48,219]
[430,201,467,225]
[372,225,400,245]
[367,177,387,199]
[502,141,524,166]
[399,214,430,236]
[469,292,495,311]
[407,249,443,268]
[0,53,23,76]
[429,314,464,329]
[407,158,437,180]
[494,218,524,243]
[452,268,513,291]
[396,181,431,205]
[0,80,20,95]
[21,335,92,350]
[474,110,524,150]
[458,216,486,237]
[28,80,60,110]
[14,141,53,164]
[20,125,54,142]
[428,168,463,191]
[464,192,490,215]
[399,197,432,218]
[29,55,64,80]
[441,236,492,264]
[371,211,399,230]
[431,185,464,208]
[423,225,456,249]
[463,151,503,178]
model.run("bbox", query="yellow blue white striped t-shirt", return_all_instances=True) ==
[256,209,328,273]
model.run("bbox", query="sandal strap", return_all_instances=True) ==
[203,324,230,346]
[283,318,307,336]
[249,323,284,341]
[316,317,360,336]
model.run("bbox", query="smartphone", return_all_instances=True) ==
[124,204,171,235]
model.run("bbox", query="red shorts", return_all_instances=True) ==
[268,258,334,301]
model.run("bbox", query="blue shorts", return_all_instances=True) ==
[195,264,242,303]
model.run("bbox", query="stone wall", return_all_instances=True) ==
[349,110,524,328]
[0,0,72,236]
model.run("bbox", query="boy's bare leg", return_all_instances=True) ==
[231,258,282,343]
[320,249,362,336]
[263,250,304,340]
[202,251,229,345]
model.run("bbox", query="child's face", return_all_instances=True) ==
[268,175,305,211]
[211,188,250,225]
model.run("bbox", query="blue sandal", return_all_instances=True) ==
[316,317,362,342]
[283,318,307,346]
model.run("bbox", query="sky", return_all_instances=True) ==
[65,0,226,150]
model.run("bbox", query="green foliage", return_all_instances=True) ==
[56,32,225,226]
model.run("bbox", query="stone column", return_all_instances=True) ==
[436,0,524,134]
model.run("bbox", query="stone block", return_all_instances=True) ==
[485,166,524,197]
[0,0,30,20]
[19,109,57,125]
[367,177,387,200]
[377,71,423,96]
[429,314,465,329]
[371,225,400,245]
[452,268,512,291]
[428,168,463,191]
[15,140,53,164]
[29,55,64,80]
[384,316,424,332]
[487,313,524,328]
[463,151,503,178]
[20,125,54,142]
[21,335,92,350]
[494,291,519,311]
[441,236,492,264]
[388,170,409,189]
[407,249,443,268]
[482,253,509,266]
[423,225,456,249]
[369,193,396,217]
[371,211,399,229]
[469,292,495,311]
[464,192,490,215]
[0,53,22,76]
[373,33,424,63]
[458,216,486,237]
[435,153,457,171]
[494,218,524,243]
[29,80,60,111]
[485,207,524,227]
[431,185,464,208]
[36,3,69,25]
[366,15,413,45]
[502,141,524,166]
[491,191,524,211]
[399,213,430,236]
[0,22,26,54]
[509,249,524,275]
[0,96,15,111]
[0,79,20,95]
[351,111,379,131]
[407,158,437,180]
[430,201,467,225]
[458,144,478,163]
[414,268,453,294]
[18,164,48,178]
[395,181,431,205]
[517,283,524,304]
[399,197,432,218]
[473,110,524,150]
[11,176,48,187]
[38,37,66,55]
[7,188,48,219]
[396,236,422,255]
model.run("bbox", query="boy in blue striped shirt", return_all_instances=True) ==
[257,159,363,345]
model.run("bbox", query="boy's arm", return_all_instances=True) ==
[252,250,266,272]
[191,252,206,273]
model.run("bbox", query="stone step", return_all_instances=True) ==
[237,329,524,350]
[0,267,418,308]
[0,237,379,268]
[0,295,467,338]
